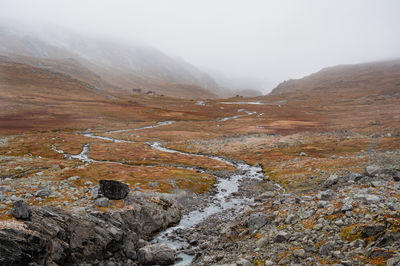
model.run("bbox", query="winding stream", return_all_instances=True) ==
[149,142,265,265]
[52,120,273,265]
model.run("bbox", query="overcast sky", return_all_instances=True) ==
[1,0,400,92]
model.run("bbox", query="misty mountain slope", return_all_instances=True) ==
[0,25,222,99]
[270,59,400,98]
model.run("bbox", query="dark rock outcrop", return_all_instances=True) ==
[99,180,130,200]
[0,193,181,265]
[0,229,48,265]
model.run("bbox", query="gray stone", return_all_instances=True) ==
[34,188,51,197]
[386,255,400,266]
[236,258,252,266]
[254,191,275,202]
[345,172,363,182]
[275,231,289,243]
[0,186,11,193]
[95,197,109,207]
[389,202,400,211]
[11,200,31,220]
[341,203,353,212]
[324,174,339,188]
[365,165,382,176]
[138,243,175,265]
[264,260,274,266]
[292,248,306,258]
[248,213,269,232]
[319,242,334,256]
[317,190,337,200]
[365,194,381,204]
[317,201,328,208]
[256,237,268,248]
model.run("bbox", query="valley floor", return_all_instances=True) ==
[1,92,400,265]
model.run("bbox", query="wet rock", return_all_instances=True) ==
[95,197,109,207]
[11,200,32,220]
[361,225,385,238]
[137,243,175,265]
[99,180,130,200]
[34,188,51,197]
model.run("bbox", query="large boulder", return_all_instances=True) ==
[11,200,32,220]
[99,180,130,200]
[138,243,175,265]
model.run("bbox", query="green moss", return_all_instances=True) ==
[340,224,362,242]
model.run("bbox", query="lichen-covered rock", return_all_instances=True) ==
[99,180,130,200]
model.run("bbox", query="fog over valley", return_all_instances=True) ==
[1,0,400,94]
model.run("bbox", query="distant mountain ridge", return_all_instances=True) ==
[270,59,400,97]
[0,24,223,98]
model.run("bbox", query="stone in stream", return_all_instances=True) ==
[99,180,130,200]
[137,243,175,265]
[11,200,32,220]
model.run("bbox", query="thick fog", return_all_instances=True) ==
[1,0,400,92]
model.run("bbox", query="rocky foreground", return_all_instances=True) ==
[1,140,400,266]
[0,180,182,265]
[189,151,400,266]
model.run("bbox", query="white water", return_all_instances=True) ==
[52,144,94,164]
[104,121,176,134]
